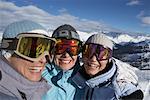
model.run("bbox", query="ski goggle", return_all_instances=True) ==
[14,33,55,62]
[82,43,112,61]
[54,38,81,56]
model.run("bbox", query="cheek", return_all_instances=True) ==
[72,57,77,65]
[82,58,89,64]
[18,59,30,71]
[72,56,78,61]
[99,61,108,69]
[54,55,61,64]
[12,58,29,76]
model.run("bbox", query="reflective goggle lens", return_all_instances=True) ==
[16,37,54,59]
[55,39,81,56]
[82,43,112,61]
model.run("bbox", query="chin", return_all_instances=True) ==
[59,62,75,70]
[86,70,98,76]
[28,75,41,82]
[61,65,74,71]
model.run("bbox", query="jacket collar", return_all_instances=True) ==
[72,60,117,88]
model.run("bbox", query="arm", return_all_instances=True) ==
[121,90,144,100]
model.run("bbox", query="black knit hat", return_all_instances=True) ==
[52,24,80,40]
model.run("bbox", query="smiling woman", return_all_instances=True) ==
[42,24,82,100]
[72,33,144,100]
[0,20,55,100]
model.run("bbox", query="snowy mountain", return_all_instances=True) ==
[113,34,150,44]
[78,31,150,43]
[113,41,150,69]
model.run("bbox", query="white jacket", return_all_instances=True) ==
[112,58,140,98]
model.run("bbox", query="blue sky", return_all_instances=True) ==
[0,0,150,34]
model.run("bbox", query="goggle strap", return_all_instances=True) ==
[45,55,51,64]
[0,38,18,50]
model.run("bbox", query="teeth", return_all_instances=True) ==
[90,64,97,67]
[32,69,41,73]
[29,67,43,73]
[88,64,99,68]
[60,60,70,64]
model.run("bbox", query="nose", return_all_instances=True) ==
[89,55,97,61]
[61,52,70,58]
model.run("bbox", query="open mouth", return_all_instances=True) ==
[28,67,43,73]
[86,63,100,68]
[59,59,71,64]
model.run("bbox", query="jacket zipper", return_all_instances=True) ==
[17,89,27,100]
[86,88,94,100]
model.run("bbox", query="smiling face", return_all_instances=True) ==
[54,53,78,71]
[83,55,108,77]
[8,55,46,82]
[53,38,80,71]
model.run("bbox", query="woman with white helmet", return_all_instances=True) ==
[0,20,55,100]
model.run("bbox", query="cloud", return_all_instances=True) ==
[141,17,150,26]
[0,1,120,34]
[58,8,68,14]
[137,11,150,26]
[126,0,140,6]
[136,11,144,18]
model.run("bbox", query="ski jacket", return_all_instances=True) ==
[0,56,51,100]
[72,58,142,100]
[42,62,80,100]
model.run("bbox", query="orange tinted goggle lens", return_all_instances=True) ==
[55,39,81,56]
[56,38,80,46]
[55,45,79,55]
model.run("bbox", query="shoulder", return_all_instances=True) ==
[112,58,142,98]
[113,58,138,72]
[0,92,18,100]
[113,58,138,84]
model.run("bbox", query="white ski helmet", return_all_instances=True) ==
[1,20,49,59]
